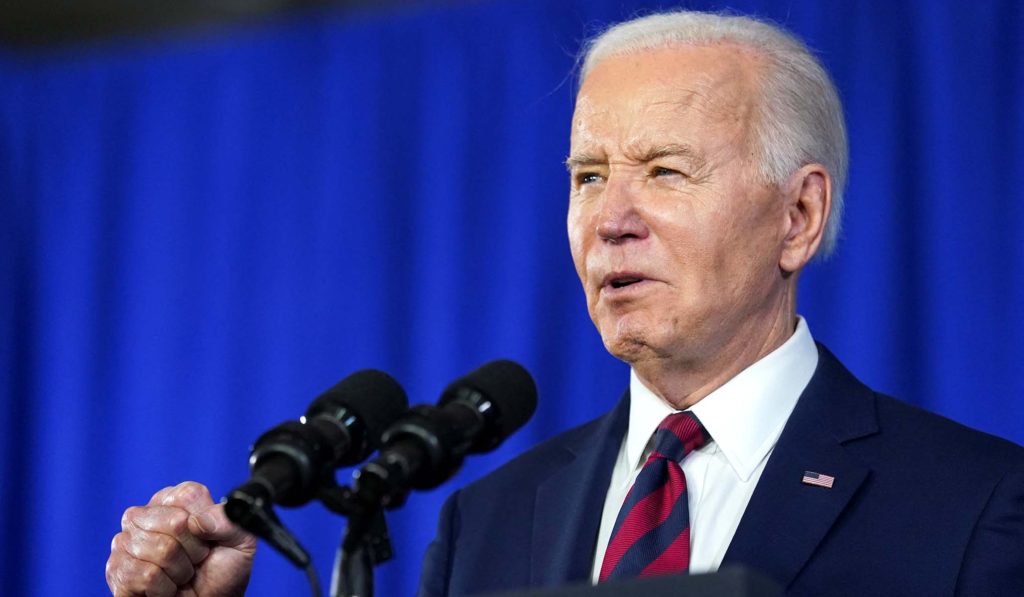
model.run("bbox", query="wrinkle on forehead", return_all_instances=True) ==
[570,44,764,153]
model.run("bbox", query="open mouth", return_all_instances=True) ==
[610,277,643,289]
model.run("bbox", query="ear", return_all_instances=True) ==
[779,164,832,273]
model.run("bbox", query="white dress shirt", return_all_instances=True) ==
[590,318,819,582]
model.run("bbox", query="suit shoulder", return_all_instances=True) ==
[460,410,613,496]
[872,391,1024,470]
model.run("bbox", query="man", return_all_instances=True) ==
[106,10,1024,597]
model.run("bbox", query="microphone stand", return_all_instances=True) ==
[318,485,395,597]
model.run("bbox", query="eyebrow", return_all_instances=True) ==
[626,145,708,171]
[564,152,604,172]
[564,143,705,172]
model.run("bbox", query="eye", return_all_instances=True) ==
[650,166,682,178]
[575,172,603,186]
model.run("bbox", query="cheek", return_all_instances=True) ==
[709,202,785,296]
[566,204,589,276]
[657,205,752,301]
[732,200,787,277]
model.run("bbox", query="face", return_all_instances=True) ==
[567,45,793,371]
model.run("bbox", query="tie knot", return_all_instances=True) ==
[651,411,708,463]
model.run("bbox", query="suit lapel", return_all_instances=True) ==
[723,345,879,589]
[530,393,630,587]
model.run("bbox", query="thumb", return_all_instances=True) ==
[188,503,256,552]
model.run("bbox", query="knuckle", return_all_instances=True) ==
[129,505,189,534]
[121,506,142,529]
[110,531,130,554]
[148,485,177,505]
[111,557,152,594]
[150,533,180,562]
[137,560,162,586]
[162,509,191,535]
[172,481,210,504]
[104,552,121,586]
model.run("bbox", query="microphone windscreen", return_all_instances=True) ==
[442,359,537,440]
[308,369,408,447]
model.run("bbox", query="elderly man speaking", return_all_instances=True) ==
[106,10,1024,597]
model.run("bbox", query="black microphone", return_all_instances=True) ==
[352,360,537,509]
[225,369,408,565]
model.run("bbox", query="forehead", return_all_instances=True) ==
[571,44,763,153]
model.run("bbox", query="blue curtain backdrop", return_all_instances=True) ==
[1,0,1022,594]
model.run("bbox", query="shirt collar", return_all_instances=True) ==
[626,317,819,481]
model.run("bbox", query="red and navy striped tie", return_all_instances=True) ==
[599,411,709,582]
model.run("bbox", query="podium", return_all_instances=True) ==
[482,566,781,597]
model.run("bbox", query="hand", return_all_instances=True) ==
[106,481,257,597]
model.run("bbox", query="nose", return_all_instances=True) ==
[595,177,649,244]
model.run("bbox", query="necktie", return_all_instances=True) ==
[599,411,709,582]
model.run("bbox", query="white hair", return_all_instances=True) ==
[579,11,848,258]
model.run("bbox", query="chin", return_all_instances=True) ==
[599,323,662,365]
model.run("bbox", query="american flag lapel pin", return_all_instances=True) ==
[802,470,835,489]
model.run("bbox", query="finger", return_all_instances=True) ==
[122,505,211,565]
[113,527,196,587]
[145,485,183,507]
[105,549,178,597]
[156,481,216,516]
[188,503,257,552]
[105,546,137,597]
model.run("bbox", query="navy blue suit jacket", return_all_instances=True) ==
[418,346,1024,596]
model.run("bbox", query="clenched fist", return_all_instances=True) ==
[106,481,257,597]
